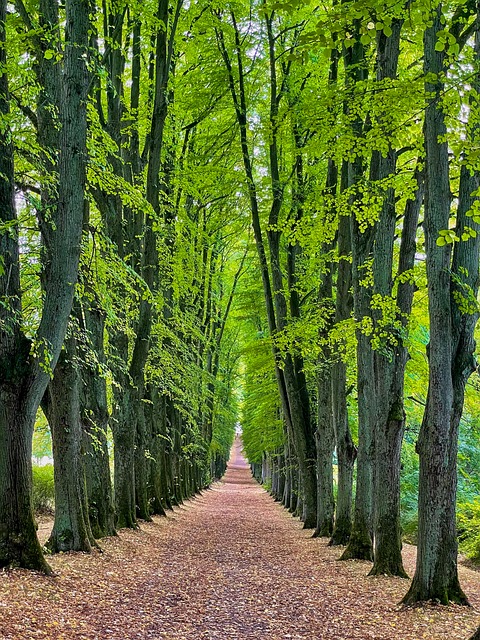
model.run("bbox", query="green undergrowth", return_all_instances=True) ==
[458,498,480,563]
[400,435,419,544]
[32,465,55,514]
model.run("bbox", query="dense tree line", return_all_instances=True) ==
[1,0,480,627]
[0,0,242,572]
[230,0,480,611]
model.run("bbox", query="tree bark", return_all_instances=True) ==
[315,189,336,538]
[0,392,50,572]
[44,333,95,553]
[113,385,138,529]
[0,0,89,571]
[340,24,374,562]
[368,18,410,578]
[315,49,340,539]
[146,387,168,516]
[403,4,474,605]
[330,191,356,546]
[81,301,116,539]
[0,0,47,572]
[370,165,423,577]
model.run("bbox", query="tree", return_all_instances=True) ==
[214,4,319,528]
[81,293,115,539]
[339,14,375,563]
[403,0,480,605]
[43,323,96,553]
[0,0,90,570]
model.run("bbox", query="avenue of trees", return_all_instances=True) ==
[2,0,480,624]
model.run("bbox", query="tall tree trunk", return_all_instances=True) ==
[113,385,138,529]
[95,3,137,530]
[146,386,168,516]
[340,25,375,562]
[44,333,95,553]
[368,18,410,578]
[0,0,47,572]
[330,182,356,546]
[315,367,335,536]
[403,3,474,605]
[82,300,116,539]
[340,247,375,561]
[0,0,89,571]
[315,48,340,539]
[38,0,92,554]
[265,10,316,527]
[130,0,182,520]
[370,165,423,577]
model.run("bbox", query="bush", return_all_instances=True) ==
[400,437,419,543]
[32,465,55,514]
[401,512,419,545]
[458,497,480,563]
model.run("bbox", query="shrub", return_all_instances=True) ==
[401,512,419,545]
[400,437,419,543]
[32,465,55,514]
[458,497,480,563]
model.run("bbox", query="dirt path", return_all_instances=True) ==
[1,439,480,639]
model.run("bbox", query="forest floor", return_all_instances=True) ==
[1,441,480,640]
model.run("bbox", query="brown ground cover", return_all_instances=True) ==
[1,440,479,639]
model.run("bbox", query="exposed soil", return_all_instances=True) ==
[1,439,479,639]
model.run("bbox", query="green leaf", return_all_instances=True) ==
[436,236,446,246]
[44,49,55,60]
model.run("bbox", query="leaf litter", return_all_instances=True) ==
[1,440,479,639]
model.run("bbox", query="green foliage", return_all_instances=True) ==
[32,465,55,514]
[32,411,52,459]
[210,366,238,469]
[241,335,283,464]
[400,435,419,544]
[262,478,273,493]
[5,0,480,568]
[458,498,480,562]
[451,270,480,315]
